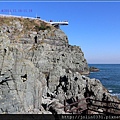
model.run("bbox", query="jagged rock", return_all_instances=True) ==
[48,100,66,114]
[0,16,119,115]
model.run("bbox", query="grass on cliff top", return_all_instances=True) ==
[0,16,54,33]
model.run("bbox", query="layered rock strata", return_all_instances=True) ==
[0,16,119,114]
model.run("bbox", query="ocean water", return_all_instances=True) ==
[89,64,120,99]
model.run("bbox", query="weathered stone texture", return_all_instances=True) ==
[0,17,119,114]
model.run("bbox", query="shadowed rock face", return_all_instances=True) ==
[0,17,119,114]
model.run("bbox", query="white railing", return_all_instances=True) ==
[0,14,36,19]
[48,21,68,25]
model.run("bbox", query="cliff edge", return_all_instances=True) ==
[0,16,119,114]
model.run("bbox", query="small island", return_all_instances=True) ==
[89,66,99,72]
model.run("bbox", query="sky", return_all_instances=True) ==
[0,1,120,64]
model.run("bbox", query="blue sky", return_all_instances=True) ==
[0,2,120,64]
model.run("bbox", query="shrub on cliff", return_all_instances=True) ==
[35,23,51,31]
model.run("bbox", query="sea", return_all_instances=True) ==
[89,64,120,99]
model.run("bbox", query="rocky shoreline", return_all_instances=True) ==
[0,16,119,114]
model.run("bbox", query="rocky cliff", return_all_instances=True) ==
[0,16,119,114]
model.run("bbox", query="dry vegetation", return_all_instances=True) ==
[0,16,54,33]
[0,16,57,45]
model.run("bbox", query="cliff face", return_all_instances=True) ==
[0,16,119,114]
